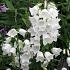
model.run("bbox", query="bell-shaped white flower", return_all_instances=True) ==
[24,39,30,46]
[67,57,70,67]
[2,44,12,55]
[21,65,29,70]
[51,48,62,57]
[30,37,40,46]
[2,44,16,56]
[45,52,53,62]
[39,9,51,20]
[29,4,40,16]
[28,27,35,36]
[43,33,53,45]
[61,67,67,70]
[41,60,48,68]
[31,45,40,55]
[48,8,59,18]
[20,52,31,70]
[20,53,31,62]
[36,51,44,62]
[5,37,11,43]
[19,28,27,37]
[10,47,16,55]
[7,29,18,37]
[22,45,31,53]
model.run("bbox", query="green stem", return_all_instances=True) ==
[15,9,21,70]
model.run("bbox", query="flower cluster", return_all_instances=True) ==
[1,2,62,70]
[2,28,28,69]
[28,2,61,45]
[2,28,63,70]
[2,43,16,56]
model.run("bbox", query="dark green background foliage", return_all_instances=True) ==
[0,0,70,70]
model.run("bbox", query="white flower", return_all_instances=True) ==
[39,9,51,19]
[22,45,31,52]
[20,52,31,70]
[31,45,40,55]
[28,27,35,36]
[48,8,59,18]
[7,29,18,37]
[43,33,53,45]
[22,65,29,70]
[6,68,11,70]
[20,53,30,62]
[41,61,48,68]
[29,3,60,45]
[19,28,27,37]
[30,37,40,46]
[2,44,12,55]
[67,57,70,67]
[61,67,67,70]
[2,44,16,56]
[29,4,40,16]
[5,37,11,43]
[51,48,62,57]
[45,52,53,62]
[10,47,16,55]
[36,51,44,62]
[24,39,30,46]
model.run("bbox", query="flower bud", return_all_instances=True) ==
[67,57,70,67]
[63,49,66,54]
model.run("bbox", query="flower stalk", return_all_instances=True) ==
[44,0,47,9]
[15,9,21,69]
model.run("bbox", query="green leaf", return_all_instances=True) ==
[22,18,29,27]
[4,0,15,10]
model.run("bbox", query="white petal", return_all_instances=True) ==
[52,48,62,57]
[29,5,39,16]
[7,29,18,37]
[45,52,53,62]
[19,28,27,37]
[36,51,44,62]
[24,39,30,46]
[10,47,16,55]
